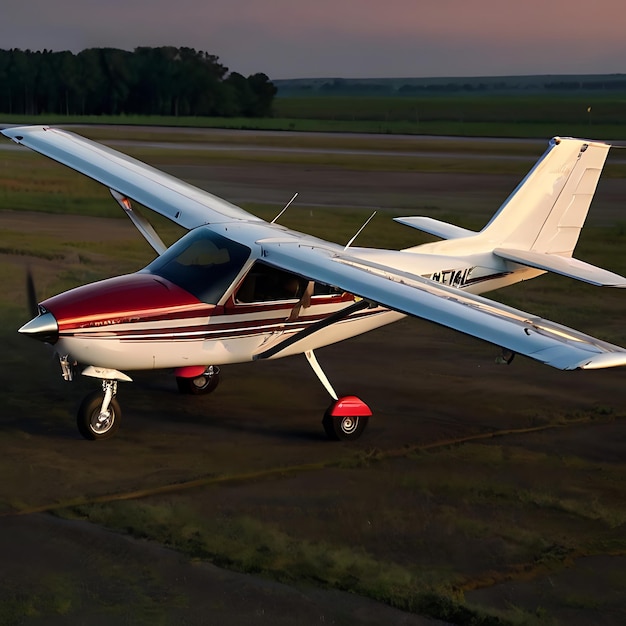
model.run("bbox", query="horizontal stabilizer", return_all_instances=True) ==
[394,216,476,240]
[494,248,626,287]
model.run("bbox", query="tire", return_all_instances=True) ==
[322,412,369,441]
[77,390,121,440]
[176,366,220,395]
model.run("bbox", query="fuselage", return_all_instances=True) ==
[27,221,536,372]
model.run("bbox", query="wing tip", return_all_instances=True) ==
[1,124,50,142]
[573,352,626,370]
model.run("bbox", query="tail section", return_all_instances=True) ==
[480,137,610,255]
[398,137,626,287]
[399,137,611,256]
[480,137,625,286]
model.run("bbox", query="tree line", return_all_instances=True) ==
[0,47,277,117]
[276,75,626,97]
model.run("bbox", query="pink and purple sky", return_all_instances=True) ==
[2,0,624,79]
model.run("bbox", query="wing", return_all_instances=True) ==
[1,125,260,229]
[256,238,626,370]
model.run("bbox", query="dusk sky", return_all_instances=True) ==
[2,0,625,79]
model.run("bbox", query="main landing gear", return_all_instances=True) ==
[323,396,371,441]
[305,350,371,441]
[175,365,221,395]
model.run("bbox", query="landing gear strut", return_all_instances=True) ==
[77,380,121,440]
[304,350,371,441]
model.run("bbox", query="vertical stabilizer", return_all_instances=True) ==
[480,137,610,255]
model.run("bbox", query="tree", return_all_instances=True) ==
[76,49,107,115]
[246,73,277,116]
[0,47,277,117]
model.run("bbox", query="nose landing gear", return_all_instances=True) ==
[76,367,131,441]
[77,380,121,440]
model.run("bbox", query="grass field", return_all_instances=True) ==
[273,94,626,124]
[3,91,626,138]
[1,128,625,625]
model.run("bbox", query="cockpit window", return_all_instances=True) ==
[235,262,343,304]
[236,262,308,303]
[143,228,251,304]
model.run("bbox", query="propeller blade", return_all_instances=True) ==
[26,268,39,317]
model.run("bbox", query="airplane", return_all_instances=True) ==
[3,126,626,442]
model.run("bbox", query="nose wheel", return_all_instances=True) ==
[77,381,121,440]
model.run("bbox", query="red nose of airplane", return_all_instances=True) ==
[20,272,212,342]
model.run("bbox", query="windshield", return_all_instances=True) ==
[143,228,251,304]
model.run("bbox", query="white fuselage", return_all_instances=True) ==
[44,221,535,373]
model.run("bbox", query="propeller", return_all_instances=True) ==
[20,269,58,343]
[26,267,39,318]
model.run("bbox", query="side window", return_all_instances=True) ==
[236,263,308,303]
[312,283,343,297]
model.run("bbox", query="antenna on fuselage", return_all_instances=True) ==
[344,211,377,250]
[271,192,298,224]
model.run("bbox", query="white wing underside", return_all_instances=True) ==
[4,125,626,371]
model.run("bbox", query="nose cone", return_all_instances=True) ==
[19,310,59,344]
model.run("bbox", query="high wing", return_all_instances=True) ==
[1,125,260,229]
[256,238,626,370]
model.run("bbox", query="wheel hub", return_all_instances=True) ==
[92,410,113,433]
[340,416,358,434]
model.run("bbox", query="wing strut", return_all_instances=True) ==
[110,189,167,255]
[253,298,371,360]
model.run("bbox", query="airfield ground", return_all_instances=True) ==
[0,130,625,625]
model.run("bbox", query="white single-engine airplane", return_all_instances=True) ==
[3,126,626,441]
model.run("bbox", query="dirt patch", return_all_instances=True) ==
[466,554,626,625]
